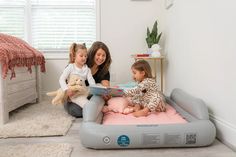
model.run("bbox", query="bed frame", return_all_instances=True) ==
[80,88,216,149]
[0,66,41,125]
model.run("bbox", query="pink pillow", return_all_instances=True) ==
[107,97,129,113]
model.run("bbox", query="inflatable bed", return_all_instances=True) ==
[80,88,216,149]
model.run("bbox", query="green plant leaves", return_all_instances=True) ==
[156,32,162,44]
[146,20,162,48]
[147,28,150,36]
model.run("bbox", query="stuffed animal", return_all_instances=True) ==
[47,74,88,105]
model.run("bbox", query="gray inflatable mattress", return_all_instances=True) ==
[80,88,216,149]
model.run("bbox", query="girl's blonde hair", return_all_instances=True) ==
[69,43,87,63]
[132,60,153,78]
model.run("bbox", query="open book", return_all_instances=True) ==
[89,85,124,97]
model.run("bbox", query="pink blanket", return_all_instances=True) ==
[102,104,187,125]
[0,33,46,79]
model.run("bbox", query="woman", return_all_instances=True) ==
[64,41,112,118]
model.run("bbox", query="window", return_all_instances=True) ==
[0,0,97,53]
[0,0,26,39]
[31,0,97,52]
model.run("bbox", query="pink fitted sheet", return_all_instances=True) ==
[102,104,187,125]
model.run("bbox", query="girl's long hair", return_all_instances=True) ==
[87,41,112,76]
[69,43,87,63]
[132,60,153,78]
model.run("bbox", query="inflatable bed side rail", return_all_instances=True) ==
[170,88,209,120]
[83,96,104,123]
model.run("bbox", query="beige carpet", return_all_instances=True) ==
[0,101,75,138]
[0,143,72,157]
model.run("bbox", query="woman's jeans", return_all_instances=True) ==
[64,101,83,118]
[64,95,93,118]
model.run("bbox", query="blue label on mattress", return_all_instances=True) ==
[117,135,130,147]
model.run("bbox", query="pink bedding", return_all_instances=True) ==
[102,104,187,125]
[0,33,46,79]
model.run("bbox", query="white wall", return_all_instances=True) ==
[164,0,236,149]
[100,0,165,85]
[42,59,69,93]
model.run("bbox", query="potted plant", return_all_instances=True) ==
[146,20,162,56]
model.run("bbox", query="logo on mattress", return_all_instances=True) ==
[117,135,130,147]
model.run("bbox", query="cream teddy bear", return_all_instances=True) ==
[47,74,88,105]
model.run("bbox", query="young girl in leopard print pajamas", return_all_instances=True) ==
[123,60,166,117]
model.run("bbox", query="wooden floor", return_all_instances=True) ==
[0,118,236,157]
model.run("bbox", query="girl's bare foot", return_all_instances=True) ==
[133,108,150,117]
[134,104,141,112]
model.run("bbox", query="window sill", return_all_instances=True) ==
[44,53,69,60]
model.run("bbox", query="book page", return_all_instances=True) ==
[89,85,124,97]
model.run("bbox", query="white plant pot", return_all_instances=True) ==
[151,51,161,57]
[151,44,161,57]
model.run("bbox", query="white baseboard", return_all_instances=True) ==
[210,114,236,151]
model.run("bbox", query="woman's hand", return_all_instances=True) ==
[101,80,110,87]
[102,94,112,102]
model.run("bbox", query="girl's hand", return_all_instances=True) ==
[67,89,75,97]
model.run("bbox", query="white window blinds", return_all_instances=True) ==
[0,0,97,53]
[31,0,96,52]
[0,0,26,39]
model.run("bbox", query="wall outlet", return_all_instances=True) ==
[165,0,174,9]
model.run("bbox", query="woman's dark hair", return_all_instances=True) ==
[87,41,112,76]
[132,60,153,78]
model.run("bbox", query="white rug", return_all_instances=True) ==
[0,101,75,138]
[0,143,72,157]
